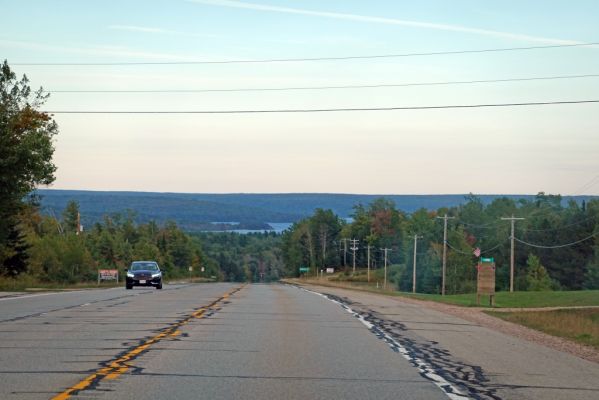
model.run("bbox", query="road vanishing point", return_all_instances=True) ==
[0,283,598,400]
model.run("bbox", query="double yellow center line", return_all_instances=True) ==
[52,285,244,400]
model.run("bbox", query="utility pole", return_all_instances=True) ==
[412,235,423,293]
[350,238,359,273]
[340,238,349,268]
[366,244,372,282]
[436,214,455,296]
[380,248,391,290]
[501,215,525,292]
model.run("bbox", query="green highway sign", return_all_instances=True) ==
[481,257,495,263]
[299,267,309,273]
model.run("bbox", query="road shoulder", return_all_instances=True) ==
[298,282,599,400]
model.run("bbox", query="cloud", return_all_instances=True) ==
[187,0,580,45]
[108,25,218,38]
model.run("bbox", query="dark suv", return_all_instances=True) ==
[126,261,163,290]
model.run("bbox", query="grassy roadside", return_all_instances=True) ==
[0,275,217,292]
[287,278,599,308]
[0,276,122,292]
[487,309,599,350]
[403,290,599,308]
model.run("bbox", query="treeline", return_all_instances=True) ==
[192,232,285,282]
[281,194,599,294]
[0,200,221,284]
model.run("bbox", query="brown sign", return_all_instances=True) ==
[477,262,496,295]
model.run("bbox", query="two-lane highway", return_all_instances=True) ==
[0,283,239,399]
[0,284,454,400]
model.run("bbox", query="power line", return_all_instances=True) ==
[480,242,506,254]
[457,219,505,229]
[520,214,599,233]
[572,174,599,195]
[514,232,598,249]
[47,73,599,94]
[43,99,599,114]
[446,242,474,255]
[446,240,506,255]
[13,41,599,66]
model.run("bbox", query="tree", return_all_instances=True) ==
[1,60,58,275]
[309,209,342,271]
[62,200,80,233]
[525,254,552,291]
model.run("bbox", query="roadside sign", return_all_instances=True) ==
[481,257,494,263]
[477,260,496,306]
[98,269,119,284]
[299,267,309,273]
[188,266,193,272]
[326,268,334,274]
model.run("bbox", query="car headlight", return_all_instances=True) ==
[151,272,161,278]
[127,272,134,278]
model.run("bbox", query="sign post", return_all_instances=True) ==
[299,267,309,278]
[477,258,496,306]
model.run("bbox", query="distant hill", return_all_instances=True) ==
[35,190,597,232]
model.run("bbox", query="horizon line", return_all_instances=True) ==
[34,188,598,197]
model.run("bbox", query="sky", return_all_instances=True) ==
[2,0,599,195]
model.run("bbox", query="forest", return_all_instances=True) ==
[0,197,285,287]
[281,194,599,294]
[1,193,598,295]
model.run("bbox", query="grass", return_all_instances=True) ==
[402,290,599,308]
[0,275,123,292]
[290,274,599,308]
[487,309,599,349]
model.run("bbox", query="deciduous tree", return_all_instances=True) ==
[0,60,57,274]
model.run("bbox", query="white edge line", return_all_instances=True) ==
[0,287,122,302]
[296,286,469,400]
[0,292,63,302]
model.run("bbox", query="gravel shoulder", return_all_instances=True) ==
[407,296,599,364]
[292,281,599,363]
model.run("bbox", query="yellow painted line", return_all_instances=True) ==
[51,285,244,400]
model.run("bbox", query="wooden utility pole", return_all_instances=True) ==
[501,215,525,292]
[436,214,454,296]
[366,244,372,282]
[412,234,423,293]
[320,228,327,276]
[350,238,359,273]
[340,238,349,268]
[381,248,391,290]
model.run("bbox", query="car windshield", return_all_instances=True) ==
[130,263,158,271]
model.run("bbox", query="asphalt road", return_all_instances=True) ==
[302,284,599,400]
[1,283,452,400]
[2,283,597,400]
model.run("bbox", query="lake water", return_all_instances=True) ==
[207,222,293,234]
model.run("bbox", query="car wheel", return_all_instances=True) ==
[156,283,162,290]
[126,284,132,290]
